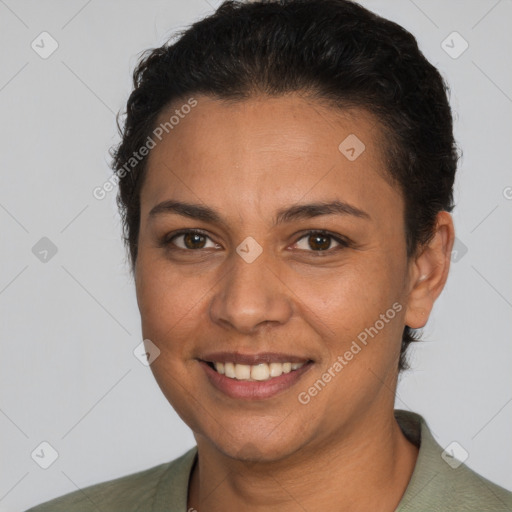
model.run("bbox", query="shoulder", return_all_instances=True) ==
[395,410,512,511]
[405,459,512,511]
[445,460,512,510]
[25,447,197,512]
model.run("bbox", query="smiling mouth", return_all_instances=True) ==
[204,360,312,382]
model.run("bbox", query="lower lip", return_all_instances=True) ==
[199,360,313,400]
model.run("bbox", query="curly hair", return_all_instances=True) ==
[109,0,459,372]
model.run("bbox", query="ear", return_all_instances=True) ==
[404,211,455,329]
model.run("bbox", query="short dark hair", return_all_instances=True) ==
[110,0,459,372]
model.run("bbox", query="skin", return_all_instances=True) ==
[134,93,455,511]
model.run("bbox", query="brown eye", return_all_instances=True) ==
[294,231,349,252]
[164,230,217,250]
[182,232,207,249]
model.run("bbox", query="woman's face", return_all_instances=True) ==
[135,94,415,461]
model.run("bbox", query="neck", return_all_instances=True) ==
[187,409,419,512]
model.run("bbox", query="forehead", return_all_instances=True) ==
[140,94,400,223]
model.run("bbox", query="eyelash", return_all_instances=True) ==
[160,229,350,255]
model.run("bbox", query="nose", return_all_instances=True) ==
[209,246,293,334]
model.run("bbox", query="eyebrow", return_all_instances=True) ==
[148,199,371,225]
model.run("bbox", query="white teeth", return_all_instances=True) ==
[269,362,283,377]
[251,363,270,381]
[224,362,235,378]
[212,361,306,381]
[235,364,251,380]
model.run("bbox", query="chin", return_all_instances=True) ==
[204,424,304,463]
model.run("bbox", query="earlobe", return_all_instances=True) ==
[404,211,455,329]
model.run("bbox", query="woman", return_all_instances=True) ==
[28,0,512,510]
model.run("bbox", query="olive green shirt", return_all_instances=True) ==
[26,410,512,511]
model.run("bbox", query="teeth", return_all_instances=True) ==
[212,361,306,381]
[224,362,235,378]
[269,362,283,377]
[251,363,269,381]
[235,364,251,380]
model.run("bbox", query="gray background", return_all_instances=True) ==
[1,0,511,510]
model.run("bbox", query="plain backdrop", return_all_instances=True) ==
[1,0,511,510]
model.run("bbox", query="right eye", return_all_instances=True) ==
[162,229,219,251]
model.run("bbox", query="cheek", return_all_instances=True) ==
[136,258,198,344]
[303,256,398,318]
[136,262,206,422]
[297,254,406,364]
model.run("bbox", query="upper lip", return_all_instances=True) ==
[199,352,312,365]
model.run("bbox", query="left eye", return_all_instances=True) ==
[162,229,348,252]
[165,230,218,250]
[294,231,348,252]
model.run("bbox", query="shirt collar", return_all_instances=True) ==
[151,409,484,511]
